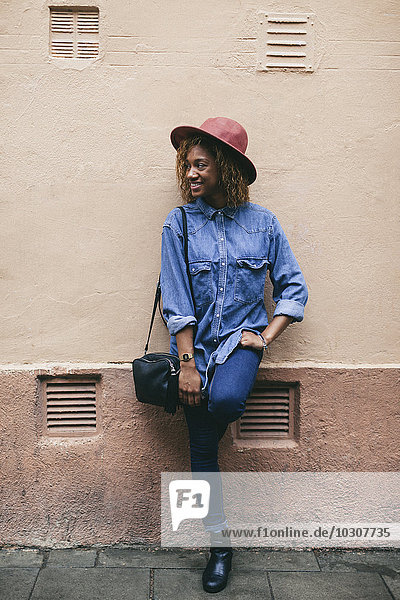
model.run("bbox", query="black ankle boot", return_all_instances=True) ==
[202,546,233,593]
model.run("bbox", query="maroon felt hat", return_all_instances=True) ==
[170,117,257,184]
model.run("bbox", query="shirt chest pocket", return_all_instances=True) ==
[189,260,213,307]
[234,257,269,304]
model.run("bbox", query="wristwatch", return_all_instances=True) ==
[180,352,194,362]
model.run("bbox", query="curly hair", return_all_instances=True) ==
[175,135,250,207]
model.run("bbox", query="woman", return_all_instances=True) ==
[160,117,308,593]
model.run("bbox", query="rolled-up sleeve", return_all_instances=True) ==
[268,216,308,322]
[160,221,197,336]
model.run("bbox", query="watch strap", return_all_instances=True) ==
[180,353,194,362]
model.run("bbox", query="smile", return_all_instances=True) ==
[190,182,202,189]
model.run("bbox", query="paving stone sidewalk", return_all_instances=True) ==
[0,547,399,600]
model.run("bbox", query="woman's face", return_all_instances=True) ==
[185,145,226,206]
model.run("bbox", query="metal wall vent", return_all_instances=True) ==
[42,377,99,435]
[50,7,99,59]
[235,384,295,440]
[257,13,314,72]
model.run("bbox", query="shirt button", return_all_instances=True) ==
[213,338,217,342]
[216,313,220,317]
[192,268,195,272]
[220,237,224,241]
[220,287,223,291]
[221,262,225,266]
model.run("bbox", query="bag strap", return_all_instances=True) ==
[144,276,162,354]
[144,206,194,354]
[178,206,195,307]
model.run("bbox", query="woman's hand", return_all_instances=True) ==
[239,330,264,351]
[179,362,202,407]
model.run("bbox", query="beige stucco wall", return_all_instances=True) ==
[1,1,399,548]
[1,0,399,365]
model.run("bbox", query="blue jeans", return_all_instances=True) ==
[183,346,262,532]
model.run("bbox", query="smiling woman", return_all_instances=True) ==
[160,117,308,593]
[185,145,221,201]
[176,132,250,208]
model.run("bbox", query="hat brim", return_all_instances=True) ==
[170,125,257,185]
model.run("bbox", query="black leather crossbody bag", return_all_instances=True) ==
[132,207,195,415]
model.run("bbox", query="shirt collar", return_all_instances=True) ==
[196,197,238,220]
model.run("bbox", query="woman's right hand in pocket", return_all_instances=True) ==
[179,362,202,406]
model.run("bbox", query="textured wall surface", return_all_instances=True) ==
[0,0,399,547]
[0,0,399,363]
[0,366,398,547]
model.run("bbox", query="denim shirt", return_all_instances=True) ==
[160,197,308,392]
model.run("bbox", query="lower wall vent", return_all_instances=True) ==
[235,384,296,440]
[40,377,100,436]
